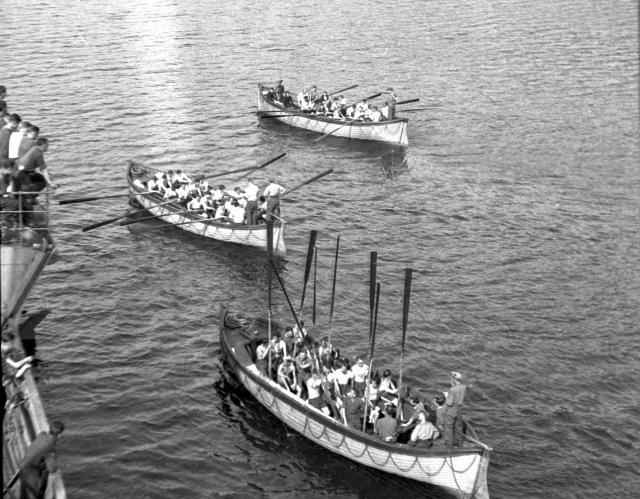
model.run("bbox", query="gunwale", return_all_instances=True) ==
[257,84,409,147]
[126,163,287,257]
[219,309,491,499]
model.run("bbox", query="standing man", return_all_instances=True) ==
[383,87,398,120]
[0,113,21,168]
[20,420,65,499]
[18,124,39,158]
[243,177,259,225]
[8,120,29,164]
[18,137,56,190]
[443,371,467,447]
[263,178,285,221]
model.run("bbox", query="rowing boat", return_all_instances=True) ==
[257,84,409,147]
[219,309,491,499]
[126,161,287,257]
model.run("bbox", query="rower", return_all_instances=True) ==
[263,179,285,221]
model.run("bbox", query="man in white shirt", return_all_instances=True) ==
[243,177,259,225]
[8,120,29,162]
[228,199,245,224]
[263,179,285,221]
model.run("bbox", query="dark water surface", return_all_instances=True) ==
[3,1,639,497]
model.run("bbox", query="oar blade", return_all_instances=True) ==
[396,98,420,106]
[328,83,359,97]
[299,230,318,315]
[82,214,127,232]
[369,251,378,341]
[59,193,127,205]
[281,169,333,198]
[401,268,413,350]
[328,233,340,326]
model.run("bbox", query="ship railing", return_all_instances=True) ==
[0,188,53,247]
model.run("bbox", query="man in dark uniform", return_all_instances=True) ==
[20,420,65,499]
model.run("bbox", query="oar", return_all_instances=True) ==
[362,281,381,432]
[396,268,413,424]
[327,83,359,97]
[369,251,378,342]
[118,209,193,227]
[59,193,129,205]
[313,119,356,143]
[280,169,333,198]
[327,233,340,346]
[201,152,286,182]
[312,246,317,336]
[298,230,318,318]
[395,98,420,106]
[267,219,274,377]
[235,152,286,181]
[81,197,178,232]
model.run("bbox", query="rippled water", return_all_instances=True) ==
[3,0,639,497]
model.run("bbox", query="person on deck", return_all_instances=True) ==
[443,371,467,447]
[0,86,7,123]
[19,421,65,499]
[18,125,39,159]
[374,405,398,442]
[263,179,285,221]
[8,120,29,164]
[0,113,20,169]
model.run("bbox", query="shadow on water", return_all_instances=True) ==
[213,358,457,499]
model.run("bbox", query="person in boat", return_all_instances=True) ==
[331,99,344,119]
[379,369,399,403]
[277,357,301,395]
[297,87,309,109]
[281,90,295,108]
[255,339,271,375]
[398,396,427,437]
[409,412,439,448]
[171,169,190,187]
[353,101,368,121]
[341,387,365,429]
[443,371,467,447]
[374,405,398,442]
[365,377,382,426]
[213,202,228,222]
[270,332,287,377]
[383,87,398,119]
[306,371,325,411]
[263,179,285,221]
[274,80,285,101]
[256,195,267,223]
[332,361,354,397]
[308,85,318,103]
[228,198,245,224]
[19,420,65,499]
[319,366,340,419]
[351,356,369,397]
[242,177,259,225]
[431,392,447,437]
[18,124,39,158]
[147,177,159,192]
[186,195,204,213]
[317,336,336,369]
[295,350,313,398]
[370,106,382,123]
[292,320,307,340]
[1,333,34,380]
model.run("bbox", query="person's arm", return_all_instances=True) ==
[5,355,33,369]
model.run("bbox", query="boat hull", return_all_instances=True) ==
[258,85,409,147]
[127,164,286,257]
[219,310,490,499]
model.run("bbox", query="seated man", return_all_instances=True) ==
[281,90,295,108]
[409,412,439,448]
[374,405,398,442]
[213,203,228,221]
[277,357,300,395]
[186,196,203,213]
[306,371,325,411]
[228,199,245,224]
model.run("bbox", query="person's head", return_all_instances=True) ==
[435,393,446,406]
[346,388,356,398]
[18,120,30,131]
[35,137,49,152]
[7,113,21,128]
[27,125,39,138]
[371,379,379,388]
[387,87,394,92]
[383,369,392,378]
[384,405,394,416]
[451,371,463,384]
[410,396,420,407]
[417,412,426,423]
[356,356,364,366]
[321,336,328,344]
[50,420,65,437]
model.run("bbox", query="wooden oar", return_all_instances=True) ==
[59,193,129,205]
[369,251,378,342]
[312,246,317,336]
[327,83,359,97]
[201,152,286,182]
[267,220,274,377]
[81,197,178,232]
[362,281,381,432]
[298,230,318,318]
[395,98,420,106]
[235,152,286,181]
[118,209,192,227]
[327,233,340,346]
[396,268,413,424]
[280,169,333,198]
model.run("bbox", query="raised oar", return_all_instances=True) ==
[201,152,286,181]
[267,219,274,377]
[362,281,381,432]
[312,246,318,336]
[298,230,318,318]
[280,169,333,198]
[235,152,286,181]
[59,193,129,205]
[396,268,413,424]
[327,233,340,346]
[369,251,378,342]
[81,197,178,232]
[326,83,359,97]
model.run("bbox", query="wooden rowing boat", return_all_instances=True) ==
[257,84,409,147]
[219,309,491,499]
[126,162,287,257]
[2,191,67,499]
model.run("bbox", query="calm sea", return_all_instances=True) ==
[3,0,639,497]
